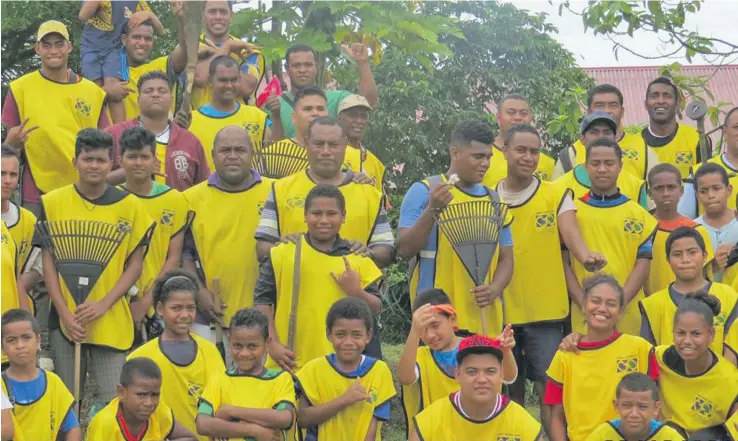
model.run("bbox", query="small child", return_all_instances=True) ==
[296,297,396,441]
[86,357,196,441]
[397,288,517,434]
[196,308,296,441]
[586,373,685,441]
[0,309,80,441]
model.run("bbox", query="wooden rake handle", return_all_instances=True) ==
[211,279,223,343]
[287,235,303,351]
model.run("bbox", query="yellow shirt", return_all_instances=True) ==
[572,132,652,180]
[1,221,19,316]
[647,124,701,179]
[586,420,686,441]
[354,146,386,194]
[692,154,738,216]
[86,397,174,441]
[122,56,169,119]
[553,165,648,209]
[5,202,37,271]
[482,145,556,187]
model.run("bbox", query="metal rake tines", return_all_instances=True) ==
[436,200,508,245]
[35,220,129,265]
[252,141,309,179]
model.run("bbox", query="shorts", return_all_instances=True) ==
[513,322,564,382]
[81,45,123,81]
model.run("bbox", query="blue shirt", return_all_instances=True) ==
[431,344,460,377]
[610,418,663,435]
[325,354,391,421]
[399,181,513,292]
[4,369,79,433]
[81,1,141,51]
[199,103,272,127]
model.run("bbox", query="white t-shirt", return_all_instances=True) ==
[1,391,12,410]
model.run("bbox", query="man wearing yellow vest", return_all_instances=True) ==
[397,120,514,337]
[553,84,661,181]
[338,94,386,194]
[1,21,109,218]
[183,126,273,367]
[482,93,556,187]
[189,56,280,172]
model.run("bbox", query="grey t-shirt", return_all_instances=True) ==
[160,339,197,366]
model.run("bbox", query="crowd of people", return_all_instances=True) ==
[1,1,738,440]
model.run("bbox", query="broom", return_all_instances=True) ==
[34,220,130,414]
[252,141,310,180]
[435,199,509,336]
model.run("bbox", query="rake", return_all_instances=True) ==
[252,141,310,179]
[34,220,130,413]
[435,200,509,336]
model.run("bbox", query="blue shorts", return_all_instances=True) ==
[513,322,564,382]
[81,46,122,81]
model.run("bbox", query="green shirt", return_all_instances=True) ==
[277,89,352,138]
[121,181,170,197]
[572,165,649,209]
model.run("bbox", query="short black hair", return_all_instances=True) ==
[694,162,729,188]
[122,19,154,36]
[137,70,171,92]
[647,162,682,187]
[616,372,659,401]
[1,309,40,335]
[119,127,157,157]
[293,84,327,108]
[285,43,317,64]
[725,106,738,126]
[412,288,452,313]
[646,77,679,100]
[120,357,162,387]
[230,308,269,340]
[1,144,19,160]
[205,0,234,11]
[152,269,199,308]
[583,273,625,307]
[305,184,345,213]
[665,226,707,258]
[209,55,240,76]
[585,137,622,161]
[674,292,721,328]
[326,298,373,332]
[450,120,495,149]
[504,124,540,147]
[497,93,528,111]
[306,116,344,141]
[75,128,114,159]
[587,84,624,109]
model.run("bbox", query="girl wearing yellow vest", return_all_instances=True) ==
[655,293,738,440]
[127,271,225,441]
[1,221,28,316]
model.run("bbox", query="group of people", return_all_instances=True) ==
[1,0,738,440]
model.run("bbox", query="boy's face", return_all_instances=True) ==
[327,318,371,364]
[668,237,705,282]
[585,146,621,193]
[229,326,268,374]
[121,146,156,182]
[648,171,683,211]
[696,173,731,215]
[420,311,457,352]
[504,132,540,179]
[614,389,660,436]
[305,196,345,241]
[456,353,501,403]
[118,376,162,423]
[1,156,20,202]
[1,321,40,366]
[73,148,112,186]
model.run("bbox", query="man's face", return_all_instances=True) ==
[450,141,491,184]
[306,124,346,178]
[645,83,678,124]
[338,107,370,140]
[73,148,113,186]
[582,121,616,146]
[1,156,20,202]
[210,64,240,104]
[138,79,172,118]
[305,196,345,242]
[614,390,660,437]
[121,146,156,183]
[456,353,502,403]
[589,93,624,125]
[203,1,232,38]
[504,132,541,179]
[496,99,532,135]
[287,51,317,89]
[293,95,328,138]
[585,146,621,193]
[122,24,155,65]
[724,111,738,154]
[118,377,162,424]
[212,131,251,185]
[35,34,71,70]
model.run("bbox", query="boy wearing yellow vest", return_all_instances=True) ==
[586,373,685,441]
[1,309,80,441]
[296,297,396,441]
[86,357,196,441]
[410,334,542,441]
[255,184,383,372]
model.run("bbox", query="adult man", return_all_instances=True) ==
[183,126,273,366]
[1,21,109,217]
[482,93,555,186]
[553,84,660,180]
[409,335,543,441]
[106,71,211,191]
[255,117,393,267]
[563,137,657,336]
[277,43,379,138]
[36,129,154,412]
[338,94,386,193]
[189,56,280,171]
[397,120,514,336]
[554,112,649,208]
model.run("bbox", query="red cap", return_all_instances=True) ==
[456,335,504,364]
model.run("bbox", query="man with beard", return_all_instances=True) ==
[337,95,385,193]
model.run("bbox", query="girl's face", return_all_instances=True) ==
[673,311,714,360]
[156,290,196,337]
[584,283,621,332]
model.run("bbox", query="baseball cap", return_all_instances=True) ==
[456,335,504,364]
[580,111,617,135]
[37,20,70,43]
[338,95,372,114]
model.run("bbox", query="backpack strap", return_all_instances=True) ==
[407,175,445,280]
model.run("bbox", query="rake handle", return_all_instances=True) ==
[73,342,81,415]
[480,306,489,336]
[211,279,223,344]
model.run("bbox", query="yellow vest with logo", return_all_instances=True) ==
[482,145,556,188]
[1,221,19,316]
[9,71,106,194]
[296,355,396,441]
[547,334,654,441]
[726,410,738,441]
[554,166,646,205]
[354,146,386,193]
[573,132,649,180]
[586,420,686,441]
[272,170,382,243]
[267,236,382,370]
[571,198,657,335]
[655,344,738,433]
[41,185,156,350]
[122,56,169,119]
[692,155,738,216]
[1,370,75,441]
[646,224,714,295]
[640,282,737,354]
[648,125,701,179]
[127,334,226,441]
[6,203,37,271]
[500,179,571,325]
[414,395,542,441]
[86,397,174,441]
[183,178,272,327]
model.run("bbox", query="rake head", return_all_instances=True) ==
[252,140,310,179]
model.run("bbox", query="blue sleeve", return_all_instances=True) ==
[373,400,391,421]
[240,53,259,73]
[265,117,272,128]
[398,182,430,229]
[499,225,513,247]
[677,181,698,219]
[61,408,80,432]
[637,237,654,260]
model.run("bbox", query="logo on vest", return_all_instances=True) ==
[691,395,714,419]
[367,386,379,405]
[74,98,92,116]
[623,218,644,235]
[18,238,29,258]
[715,312,727,327]
[161,209,175,226]
[616,356,639,373]
[243,123,261,135]
[676,152,694,164]
[1,231,8,245]
[497,434,521,441]
[117,218,133,234]
[286,197,304,209]
[187,381,204,403]
[622,148,640,160]
[534,169,549,181]
[257,201,265,216]
[535,212,555,229]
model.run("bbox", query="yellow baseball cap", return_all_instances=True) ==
[37,20,70,42]
[338,95,372,114]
